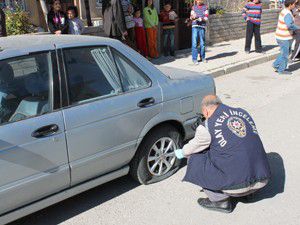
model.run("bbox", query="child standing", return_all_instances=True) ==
[190,0,209,65]
[242,0,263,53]
[159,2,178,57]
[273,0,299,75]
[47,0,69,35]
[67,6,85,35]
[133,8,148,57]
[143,0,159,58]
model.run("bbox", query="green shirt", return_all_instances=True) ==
[143,6,159,28]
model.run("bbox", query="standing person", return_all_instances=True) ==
[190,0,209,65]
[0,7,7,37]
[121,0,136,48]
[175,95,271,213]
[159,2,178,57]
[133,7,148,57]
[47,0,69,35]
[143,0,159,58]
[291,2,300,60]
[102,0,128,40]
[273,0,299,75]
[67,6,85,35]
[242,0,263,54]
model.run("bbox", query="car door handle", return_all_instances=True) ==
[32,124,59,138]
[138,97,155,108]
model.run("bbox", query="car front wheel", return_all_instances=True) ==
[130,125,183,184]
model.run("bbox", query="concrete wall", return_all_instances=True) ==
[208,9,280,44]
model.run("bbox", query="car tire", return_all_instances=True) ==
[130,125,183,184]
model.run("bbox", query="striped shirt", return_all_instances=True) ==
[242,2,262,25]
[191,4,209,28]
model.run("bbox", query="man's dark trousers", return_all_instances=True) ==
[245,21,262,52]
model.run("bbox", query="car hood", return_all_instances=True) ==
[156,66,210,80]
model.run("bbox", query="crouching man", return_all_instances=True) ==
[175,95,271,213]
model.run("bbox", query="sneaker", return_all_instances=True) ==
[245,50,250,54]
[278,71,292,75]
[256,50,266,54]
[197,198,233,213]
[272,65,278,72]
[193,60,199,65]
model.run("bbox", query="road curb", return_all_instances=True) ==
[208,51,280,78]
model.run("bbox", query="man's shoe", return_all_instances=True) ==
[278,71,292,75]
[193,60,199,65]
[245,50,250,54]
[197,198,233,213]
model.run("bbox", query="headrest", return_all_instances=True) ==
[0,62,14,84]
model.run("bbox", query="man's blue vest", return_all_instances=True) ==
[183,104,271,191]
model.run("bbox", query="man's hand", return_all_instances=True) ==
[123,31,128,36]
[174,149,185,159]
[55,30,62,35]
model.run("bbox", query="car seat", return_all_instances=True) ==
[9,73,49,122]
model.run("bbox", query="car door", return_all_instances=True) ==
[61,46,162,185]
[0,52,70,215]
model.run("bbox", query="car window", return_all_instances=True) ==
[0,53,52,125]
[63,47,122,104]
[112,50,151,92]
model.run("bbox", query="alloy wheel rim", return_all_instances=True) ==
[147,137,177,176]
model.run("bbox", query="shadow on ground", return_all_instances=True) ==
[207,51,238,61]
[234,152,285,207]
[9,175,140,225]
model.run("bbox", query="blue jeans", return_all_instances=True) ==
[192,27,206,61]
[163,29,175,54]
[273,39,292,73]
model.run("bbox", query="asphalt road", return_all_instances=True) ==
[9,61,300,225]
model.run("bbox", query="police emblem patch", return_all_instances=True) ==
[227,116,247,138]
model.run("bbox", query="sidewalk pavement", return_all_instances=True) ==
[151,32,279,77]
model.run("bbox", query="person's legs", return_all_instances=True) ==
[292,34,300,60]
[192,27,200,62]
[170,29,175,56]
[199,27,206,60]
[254,24,262,52]
[245,21,254,52]
[146,28,158,58]
[163,29,169,56]
[278,40,291,73]
[273,39,285,70]
[203,189,229,202]
[198,189,232,213]
[152,28,159,58]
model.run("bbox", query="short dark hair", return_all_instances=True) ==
[67,6,79,18]
[285,0,296,7]
[51,0,61,5]
[164,1,172,6]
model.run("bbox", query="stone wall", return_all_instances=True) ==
[208,9,280,44]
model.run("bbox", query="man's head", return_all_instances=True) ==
[201,95,222,119]
[285,0,297,9]
[253,0,260,4]
[164,2,172,12]
[52,0,61,12]
[195,0,204,5]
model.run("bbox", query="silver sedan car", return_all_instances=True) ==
[0,35,215,224]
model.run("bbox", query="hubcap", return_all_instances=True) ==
[147,137,177,176]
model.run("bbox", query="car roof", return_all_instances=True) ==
[0,34,117,60]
